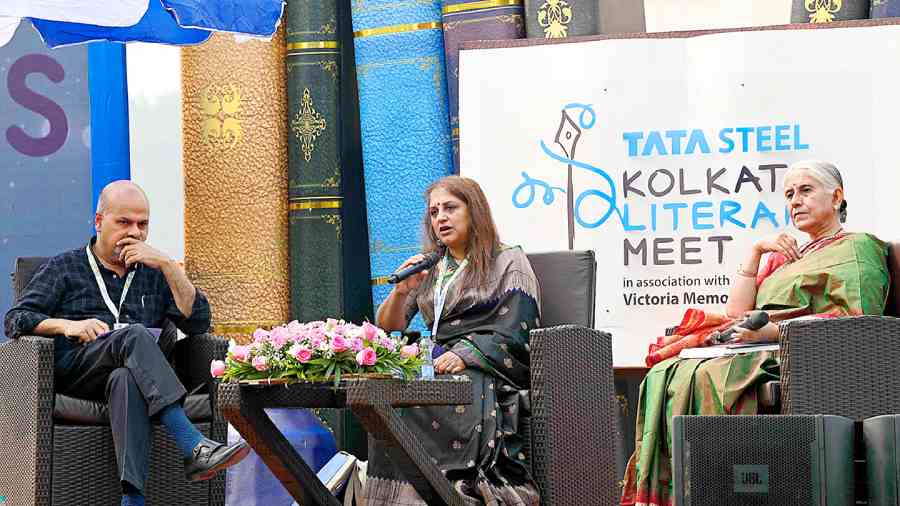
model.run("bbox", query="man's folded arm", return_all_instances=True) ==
[166,288,212,336]
[3,259,65,339]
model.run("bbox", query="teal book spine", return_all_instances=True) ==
[523,0,599,38]
[351,0,453,324]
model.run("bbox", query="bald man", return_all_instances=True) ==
[4,181,248,506]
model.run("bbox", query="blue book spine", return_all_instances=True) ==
[351,0,453,322]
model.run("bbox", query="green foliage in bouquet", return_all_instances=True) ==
[210,319,423,386]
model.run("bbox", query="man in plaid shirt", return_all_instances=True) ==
[4,181,248,506]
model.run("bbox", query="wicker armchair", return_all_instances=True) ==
[0,257,229,506]
[526,251,618,506]
[774,241,900,417]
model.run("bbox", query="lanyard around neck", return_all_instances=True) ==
[86,245,136,325]
[431,255,467,337]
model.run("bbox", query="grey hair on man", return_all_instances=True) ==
[784,159,848,222]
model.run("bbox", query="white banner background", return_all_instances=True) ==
[460,23,900,366]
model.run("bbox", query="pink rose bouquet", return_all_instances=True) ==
[213,319,424,385]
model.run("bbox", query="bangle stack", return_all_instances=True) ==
[736,266,757,278]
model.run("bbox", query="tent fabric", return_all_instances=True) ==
[30,0,211,48]
[0,0,149,27]
[162,0,284,37]
[24,0,284,48]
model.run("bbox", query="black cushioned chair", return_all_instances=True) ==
[0,257,228,506]
[525,250,619,506]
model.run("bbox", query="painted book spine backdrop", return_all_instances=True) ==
[523,0,599,38]
[870,0,900,17]
[442,0,525,173]
[351,0,453,324]
[791,0,870,23]
[285,0,372,459]
[286,0,346,322]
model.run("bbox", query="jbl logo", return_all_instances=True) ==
[733,465,769,493]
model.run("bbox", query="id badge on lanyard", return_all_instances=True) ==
[86,245,135,330]
[431,256,467,338]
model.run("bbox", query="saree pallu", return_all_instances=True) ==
[622,233,890,506]
[366,246,541,506]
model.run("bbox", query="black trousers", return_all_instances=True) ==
[54,324,188,491]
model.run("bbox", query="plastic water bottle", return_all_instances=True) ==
[419,330,435,380]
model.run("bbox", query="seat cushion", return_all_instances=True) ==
[53,393,212,425]
[526,251,596,328]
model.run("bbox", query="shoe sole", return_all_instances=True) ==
[188,443,251,482]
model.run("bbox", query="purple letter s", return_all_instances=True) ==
[6,54,69,157]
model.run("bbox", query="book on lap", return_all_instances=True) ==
[679,343,779,359]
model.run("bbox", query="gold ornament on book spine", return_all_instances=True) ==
[286,41,340,50]
[354,21,442,38]
[291,88,327,162]
[537,0,573,38]
[805,0,842,23]
[442,0,522,14]
[289,199,343,211]
[199,83,244,149]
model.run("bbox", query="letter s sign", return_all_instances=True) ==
[6,54,69,157]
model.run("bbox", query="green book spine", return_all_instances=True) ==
[286,0,372,458]
[286,0,344,322]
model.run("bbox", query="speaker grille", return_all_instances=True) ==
[682,415,817,505]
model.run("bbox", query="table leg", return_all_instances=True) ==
[351,404,480,506]
[223,394,341,506]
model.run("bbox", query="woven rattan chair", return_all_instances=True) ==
[769,241,900,416]
[0,257,228,506]
[526,251,618,505]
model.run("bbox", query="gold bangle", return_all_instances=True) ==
[736,266,756,278]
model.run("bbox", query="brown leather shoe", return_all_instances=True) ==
[184,437,250,482]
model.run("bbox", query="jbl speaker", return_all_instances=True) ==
[864,414,900,505]
[673,415,854,505]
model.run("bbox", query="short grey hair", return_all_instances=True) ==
[784,159,847,222]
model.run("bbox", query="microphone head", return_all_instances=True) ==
[746,311,769,330]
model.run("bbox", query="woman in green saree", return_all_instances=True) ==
[370,176,541,506]
[621,160,891,506]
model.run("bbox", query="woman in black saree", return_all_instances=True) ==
[369,176,542,506]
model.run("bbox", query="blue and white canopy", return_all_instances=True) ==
[0,0,284,48]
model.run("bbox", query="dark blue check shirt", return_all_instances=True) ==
[4,239,211,359]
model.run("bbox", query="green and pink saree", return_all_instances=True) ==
[621,232,891,506]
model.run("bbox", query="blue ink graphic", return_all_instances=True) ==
[512,171,565,207]
[512,102,624,233]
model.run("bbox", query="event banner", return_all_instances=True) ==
[0,23,92,335]
[459,22,900,365]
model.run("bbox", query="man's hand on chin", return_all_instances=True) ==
[117,237,172,270]
[65,318,110,344]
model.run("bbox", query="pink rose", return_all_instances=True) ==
[356,347,377,366]
[230,345,250,362]
[286,320,304,335]
[252,355,268,371]
[270,326,290,349]
[331,335,349,353]
[210,360,226,378]
[350,337,364,352]
[362,321,379,340]
[252,328,270,343]
[400,344,419,359]
[289,345,312,363]
[310,335,325,350]
[378,336,397,352]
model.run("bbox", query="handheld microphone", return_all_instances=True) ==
[388,250,442,284]
[714,311,770,343]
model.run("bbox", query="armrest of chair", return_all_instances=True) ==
[529,325,619,505]
[0,336,55,504]
[779,315,900,419]
[172,333,228,419]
